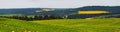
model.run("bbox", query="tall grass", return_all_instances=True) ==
[0,18,78,32]
[0,18,120,32]
[32,18,120,32]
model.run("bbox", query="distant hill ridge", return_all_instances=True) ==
[0,6,120,18]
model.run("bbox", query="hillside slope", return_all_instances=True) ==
[1,18,120,32]
[0,18,78,32]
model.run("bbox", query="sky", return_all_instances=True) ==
[0,0,120,8]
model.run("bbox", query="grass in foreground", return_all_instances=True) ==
[0,18,120,32]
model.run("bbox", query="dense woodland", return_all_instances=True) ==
[1,15,120,21]
[0,15,66,21]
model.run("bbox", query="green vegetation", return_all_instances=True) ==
[93,14,120,19]
[0,18,120,32]
[0,14,22,16]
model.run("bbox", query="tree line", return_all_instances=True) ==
[0,15,65,21]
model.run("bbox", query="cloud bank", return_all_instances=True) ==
[0,0,119,8]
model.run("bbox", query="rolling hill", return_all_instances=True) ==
[1,18,120,32]
[0,6,120,18]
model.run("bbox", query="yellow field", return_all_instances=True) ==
[78,11,109,14]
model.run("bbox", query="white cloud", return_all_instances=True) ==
[0,0,119,8]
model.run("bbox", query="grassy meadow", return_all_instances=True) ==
[0,18,120,32]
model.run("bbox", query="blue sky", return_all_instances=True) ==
[0,0,120,8]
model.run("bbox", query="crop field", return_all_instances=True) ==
[0,18,120,32]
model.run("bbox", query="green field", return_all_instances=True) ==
[0,18,120,32]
